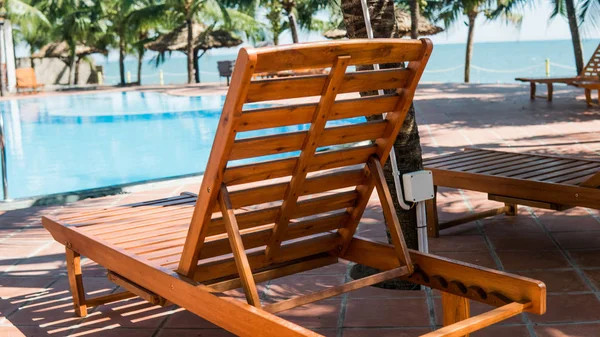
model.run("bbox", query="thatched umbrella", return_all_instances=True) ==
[31,41,107,59]
[324,8,443,39]
[31,41,107,85]
[145,23,242,83]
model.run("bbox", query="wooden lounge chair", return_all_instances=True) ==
[516,43,600,101]
[425,148,600,237]
[42,39,545,337]
[16,67,44,94]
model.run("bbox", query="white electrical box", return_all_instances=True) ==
[402,170,434,202]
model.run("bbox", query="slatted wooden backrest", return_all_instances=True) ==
[580,43,600,79]
[177,39,433,279]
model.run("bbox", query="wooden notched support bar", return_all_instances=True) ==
[218,184,262,307]
[342,237,546,315]
[263,266,409,314]
[367,156,413,272]
[420,302,531,337]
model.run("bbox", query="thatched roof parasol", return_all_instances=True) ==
[145,23,242,53]
[32,41,107,59]
[324,9,443,39]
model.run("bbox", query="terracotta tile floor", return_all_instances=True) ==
[0,83,599,336]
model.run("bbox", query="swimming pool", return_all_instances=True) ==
[1,91,363,200]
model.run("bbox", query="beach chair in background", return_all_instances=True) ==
[42,39,545,337]
[16,68,44,94]
[516,43,600,102]
[425,148,600,237]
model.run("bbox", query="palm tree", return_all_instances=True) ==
[164,0,258,83]
[33,0,109,85]
[341,0,422,289]
[0,0,49,95]
[261,0,335,44]
[435,0,525,82]
[104,0,165,85]
[550,0,600,74]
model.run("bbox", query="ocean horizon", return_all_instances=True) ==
[95,38,600,85]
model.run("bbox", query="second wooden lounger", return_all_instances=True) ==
[425,148,600,237]
[43,39,545,336]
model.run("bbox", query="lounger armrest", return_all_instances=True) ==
[342,237,546,315]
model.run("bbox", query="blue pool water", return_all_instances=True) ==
[1,91,362,200]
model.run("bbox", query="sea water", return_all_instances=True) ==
[97,39,600,85]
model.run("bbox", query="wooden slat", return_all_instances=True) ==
[468,155,541,174]
[451,154,528,172]
[263,266,409,314]
[420,302,530,337]
[474,157,555,175]
[425,152,507,169]
[266,55,350,261]
[230,120,387,160]
[101,170,363,244]
[441,153,517,171]
[218,185,261,307]
[208,254,338,292]
[246,68,410,102]
[511,161,583,179]
[253,39,426,73]
[223,144,375,186]
[496,159,571,177]
[135,193,355,262]
[423,149,491,166]
[548,166,600,184]
[192,233,341,282]
[237,94,398,132]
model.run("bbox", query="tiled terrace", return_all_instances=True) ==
[0,83,599,337]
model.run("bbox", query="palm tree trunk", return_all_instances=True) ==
[193,49,200,83]
[119,30,126,85]
[464,12,477,83]
[68,43,77,86]
[186,18,195,84]
[342,0,422,289]
[288,13,299,43]
[137,51,143,85]
[410,0,419,39]
[565,0,584,74]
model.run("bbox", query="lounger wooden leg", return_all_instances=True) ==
[529,82,536,100]
[65,247,88,317]
[585,89,592,106]
[219,184,261,308]
[426,186,439,238]
[504,203,518,216]
[442,292,470,336]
